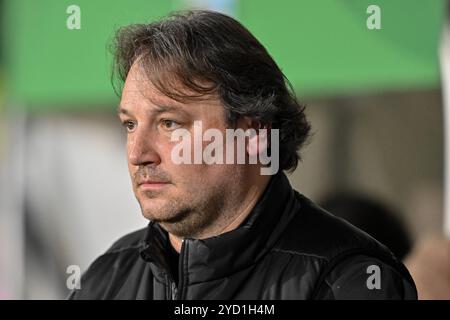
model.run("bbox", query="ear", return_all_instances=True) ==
[245,118,271,158]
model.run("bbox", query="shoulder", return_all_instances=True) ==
[314,254,417,299]
[272,192,417,299]
[275,192,396,260]
[68,227,148,299]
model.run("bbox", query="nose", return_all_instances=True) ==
[128,128,161,167]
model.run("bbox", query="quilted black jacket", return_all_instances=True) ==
[69,172,417,299]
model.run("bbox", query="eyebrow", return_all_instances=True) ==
[117,106,130,115]
[117,104,187,117]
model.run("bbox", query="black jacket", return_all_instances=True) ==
[69,172,417,299]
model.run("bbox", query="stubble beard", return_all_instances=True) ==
[138,184,229,239]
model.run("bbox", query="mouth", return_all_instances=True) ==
[137,180,171,190]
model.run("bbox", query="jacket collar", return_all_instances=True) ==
[139,171,300,283]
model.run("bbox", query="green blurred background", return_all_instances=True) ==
[2,0,446,108]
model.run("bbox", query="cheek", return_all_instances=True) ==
[125,136,135,158]
[158,140,178,164]
[127,162,136,180]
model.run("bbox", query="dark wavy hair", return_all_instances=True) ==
[112,10,311,172]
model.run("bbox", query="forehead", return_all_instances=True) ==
[119,62,223,115]
[120,63,176,109]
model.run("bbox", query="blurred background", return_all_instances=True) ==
[0,0,449,299]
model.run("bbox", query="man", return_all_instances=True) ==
[69,10,416,299]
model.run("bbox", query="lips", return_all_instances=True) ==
[137,179,170,190]
[138,180,169,185]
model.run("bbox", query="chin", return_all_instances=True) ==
[139,199,181,222]
[140,207,167,221]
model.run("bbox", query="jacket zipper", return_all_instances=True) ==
[167,269,178,300]
[170,281,177,300]
[167,238,186,300]
[175,238,186,300]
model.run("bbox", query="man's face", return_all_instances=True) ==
[118,63,246,238]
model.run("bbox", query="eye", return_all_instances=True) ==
[122,120,137,133]
[160,119,181,130]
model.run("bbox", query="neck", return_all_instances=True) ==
[169,172,271,253]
